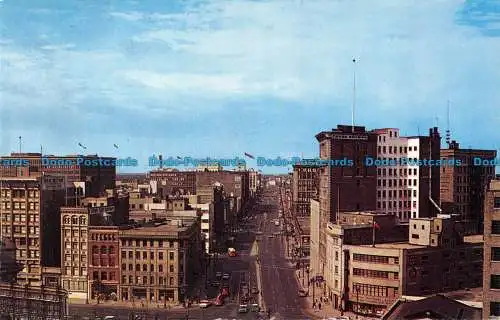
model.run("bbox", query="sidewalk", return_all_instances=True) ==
[294,270,376,320]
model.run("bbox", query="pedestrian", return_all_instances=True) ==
[312,301,316,309]
[319,302,322,310]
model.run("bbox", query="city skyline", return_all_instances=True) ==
[1,0,499,173]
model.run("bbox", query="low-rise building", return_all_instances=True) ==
[117,218,202,305]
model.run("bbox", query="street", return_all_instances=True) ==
[69,183,311,320]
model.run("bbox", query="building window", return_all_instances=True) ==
[492,221,500,235]
[492,248,500,261]
[491,302,500,316]
[492,275,500,290]
[495,197,500,209]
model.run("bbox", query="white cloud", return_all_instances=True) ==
[2,0,500,119]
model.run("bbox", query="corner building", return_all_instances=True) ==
[315,125,378,277]
[118,218,202,304]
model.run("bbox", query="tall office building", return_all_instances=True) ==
[483,179,500,318]
[441,141,497,232]
[292,163,319,217]
[373,127,441,222]
[0,176,67,286]
[315,125,378,276]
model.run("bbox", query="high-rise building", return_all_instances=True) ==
[441,141,497,232]
[0,176,68,286]
[149,170,197,197]
[483,179,500,318]
[292,163,319,217]
[372,127,441,222]
[315,125,378,277]
[60,207,89,301]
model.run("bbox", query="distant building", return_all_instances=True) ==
[292,162,319,217]
[440,140,497,232]
[483,179,500,317]
[117,218,203,304]
[149,170,196,197]
[372,127,441,222]
[0,153,116,197]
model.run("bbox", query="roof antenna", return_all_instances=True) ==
[352,58,357,133]
[446,100,451,147]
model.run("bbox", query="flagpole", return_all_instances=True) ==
[352,58,356,133]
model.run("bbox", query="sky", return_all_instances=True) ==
[0,0,499,173]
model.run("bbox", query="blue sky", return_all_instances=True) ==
[1,0,499,173]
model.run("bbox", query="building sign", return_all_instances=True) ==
[332,134,368,141]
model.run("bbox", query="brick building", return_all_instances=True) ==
[149,170,196,197]
[323,216,483,316]
[372,127,441,222]
[117,218,202,304]
[315,125,378,278]
[483,179,500,318]
[292,163,319,217]
[440,140,497,232]
[88,226,119,300]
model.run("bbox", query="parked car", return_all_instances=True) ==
[199,300,211,308]
[211,281,220,287]
[222,273,230,280]
[238,304,249,313]
[250,303,260,312]
[298,289,308,297]
[251,287,259,294]
[215,272,222,279]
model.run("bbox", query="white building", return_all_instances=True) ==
[373,128,439,222]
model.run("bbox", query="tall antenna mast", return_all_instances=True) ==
[446,100,451,147]
[18,136,22,153]
[352,58,357,133]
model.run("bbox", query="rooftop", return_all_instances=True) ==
[360,242,425,250]
[463,234,483,244]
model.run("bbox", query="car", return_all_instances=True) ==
[215,271,222,278]
[211,281,220,287]
[268,235,274,238]
[222,273,230,280]
[238,304,249,313]
[199,300,211,308]
[221,287,229,296]
[250,303,260,312]
[103,317,116,320]
[298,289,308,297]
[255,231,263,235]
[251,287,259,294]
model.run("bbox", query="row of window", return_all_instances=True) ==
[378,189,417,198]
[377,200,417,209]
[352,283,399,297]
[2,226,40,234]
[378,168,418,176]
[90,233,117,241]
[121,251,175,260]
[62,216,87,225]
[0,190,40,198]
[377,179,418,188]
[121,264,176,273]
[352,254,399,264]
[121,275,176,286]
[121,240,178,248]
[1,201,40,210]
[92,246,116,254]
[353,268,399,279]
[1,214,40,222]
